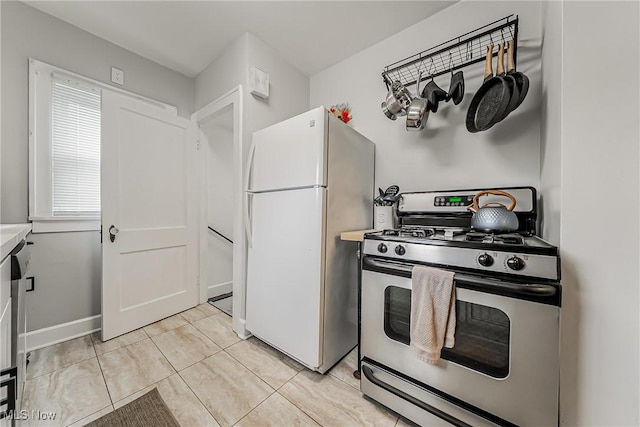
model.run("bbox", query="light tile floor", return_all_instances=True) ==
[21,304,417,427]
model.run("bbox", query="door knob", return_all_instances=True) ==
[109,225,119,242]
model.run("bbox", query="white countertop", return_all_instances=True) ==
[1,223,32,263]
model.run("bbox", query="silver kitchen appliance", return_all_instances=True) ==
[10,240,29,420]
[1,239,30,426]
[360,186,560,426]
[245,107,375,373]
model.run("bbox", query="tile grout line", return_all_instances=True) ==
[172,311,258,426]
[220,336,358,426]
[327,369,361,392]
[140,324,223,424]
[92,329,148,358]
[175,367,225,426]
[25,335,97,381]
[91,334,116,406]
[278,366,399,427]
[229,388,277,427]
[173,343,277,426]
[274,371,324,427]
[65,404,114,427]
[149,324,223,373]
[220,345,281,393]
[62,335,113,426]
[190,316,241,350]
[146,334,178,380]
[98,336,176,406]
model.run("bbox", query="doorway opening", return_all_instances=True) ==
[202,105,234,316]
[192,86,247,336]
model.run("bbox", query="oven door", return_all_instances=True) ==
[361,256,560,426]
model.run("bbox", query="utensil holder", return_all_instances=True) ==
[374,206,395,231]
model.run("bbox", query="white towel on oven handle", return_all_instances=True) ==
[410,265,456,364]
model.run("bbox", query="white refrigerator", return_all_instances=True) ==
[245,106,374,373]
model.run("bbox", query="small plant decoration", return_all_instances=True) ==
[329,103,352,123]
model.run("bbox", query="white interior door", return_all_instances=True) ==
[101,90,198,341]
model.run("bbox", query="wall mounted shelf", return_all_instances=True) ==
[382,15,519,89]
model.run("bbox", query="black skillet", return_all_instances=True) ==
[465,44,511,133]
[499,41,521,120]
[506,39,529,110]
[488,42,520,127]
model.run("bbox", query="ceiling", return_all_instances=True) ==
[24,1,456,78]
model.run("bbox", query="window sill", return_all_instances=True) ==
[29,217,101,233]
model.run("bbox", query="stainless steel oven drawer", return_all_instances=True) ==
[361,361,501,427]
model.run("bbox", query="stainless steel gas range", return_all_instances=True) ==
[360,187,560,427]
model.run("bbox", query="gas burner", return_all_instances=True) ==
[383,227,435,238]
[465,232,524,245]
[398,227,435,238]
[440,228,466,239]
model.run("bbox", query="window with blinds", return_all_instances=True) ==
[51,76,101,216]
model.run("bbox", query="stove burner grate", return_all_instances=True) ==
[465,232,524,245]
[383,227,435,238]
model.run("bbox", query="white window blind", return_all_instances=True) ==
[51,75,101,216]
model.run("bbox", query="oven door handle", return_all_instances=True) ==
[0,367,17,420]
[363,257,557,297]
[362,365,473,427]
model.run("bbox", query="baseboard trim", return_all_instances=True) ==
[208,281,233,298]
[26,315,101,352]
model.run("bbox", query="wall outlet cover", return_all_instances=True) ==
[111,67,124,85]
[250,66,269,99]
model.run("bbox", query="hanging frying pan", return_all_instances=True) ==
[465,44,511,133]
[492,42,520,124]
[506,39,529,110]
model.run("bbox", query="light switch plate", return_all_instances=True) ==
[111,67,124,85]
[250,66,269,99]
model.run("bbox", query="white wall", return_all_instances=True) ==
[195,32,311,142]
[559,2,639,425]
[26,232,101,331]
[1,2,194,330]
[539,1,562,245]
[245,33,310,139]
[311,1,542,194]
[0,0,2,225]
[195,34,249,113]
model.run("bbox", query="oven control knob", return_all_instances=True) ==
[478,253,494,267]
[507,256,525,271]
[395,245,406,256]
[377,243,388,254]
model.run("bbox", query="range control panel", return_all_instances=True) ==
[434,195,474,207]
[398,187,535,213]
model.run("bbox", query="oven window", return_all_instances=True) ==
[384,286,510,378]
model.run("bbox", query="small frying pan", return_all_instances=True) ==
[506,39,529,110]
[465,44,511,133]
